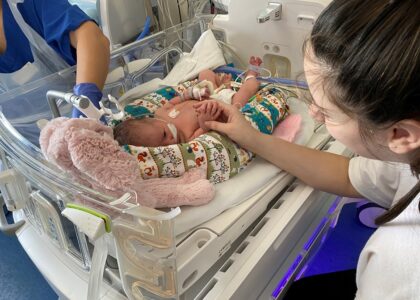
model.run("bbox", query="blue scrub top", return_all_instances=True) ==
[0,0,92,73]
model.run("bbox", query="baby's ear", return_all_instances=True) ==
[387,120,420,154]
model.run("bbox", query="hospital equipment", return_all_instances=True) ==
[0,0,356,299]
[257,2,282,23]
[98,0,148,48]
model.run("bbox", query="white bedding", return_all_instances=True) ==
[174,98,315,235]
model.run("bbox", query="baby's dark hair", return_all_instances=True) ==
[113,119,140,146]
[307,0,419,224]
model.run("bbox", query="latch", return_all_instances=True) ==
[0,169,29,235]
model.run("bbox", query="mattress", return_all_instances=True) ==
[174,97,315,235]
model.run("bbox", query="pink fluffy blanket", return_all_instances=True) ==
[39,117,215,208]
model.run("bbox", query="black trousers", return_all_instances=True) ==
[282,269,357,300]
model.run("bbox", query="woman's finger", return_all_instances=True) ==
[204,120,228,133]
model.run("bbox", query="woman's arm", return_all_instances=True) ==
[70,21,110,89]
[202,102,361,197]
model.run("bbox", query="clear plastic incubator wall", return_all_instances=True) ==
[0,0,353,299]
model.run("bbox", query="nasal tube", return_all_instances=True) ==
[167,123,178,141]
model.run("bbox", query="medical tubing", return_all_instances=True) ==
[87,236,108,300]
[136,16,151,41]
[109,31,166,58]
[129,46,183,83]
[214,66,309,88]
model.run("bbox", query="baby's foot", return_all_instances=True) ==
[218,73,232,88]
[196,100,221,132]
[247,56,263,77]
[249,56,263,68]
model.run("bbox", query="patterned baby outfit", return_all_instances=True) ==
[116,80,296,183]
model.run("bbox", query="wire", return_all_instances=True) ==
[217,40,247,69]
[156,0,167,29]
[146,0,161,31]
[164,0,175,27]
[177,0,183,24]
[169,37,193,51]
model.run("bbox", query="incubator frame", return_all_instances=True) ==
[0,2,350,299]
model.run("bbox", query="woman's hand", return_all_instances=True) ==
[194,101,260,149]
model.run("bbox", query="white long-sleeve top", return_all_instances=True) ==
[349,157,420,300]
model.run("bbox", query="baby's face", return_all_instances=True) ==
[129,118,178,146]
[155,101,200,143]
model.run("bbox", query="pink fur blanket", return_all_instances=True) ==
[39,117,215,208]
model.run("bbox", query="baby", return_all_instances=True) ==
[114,56,263,147]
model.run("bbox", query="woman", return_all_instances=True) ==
[198,0,420,298]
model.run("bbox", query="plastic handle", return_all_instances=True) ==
[61,207,108,240]
[297,14,316,24]
[0,195,25,236]
[61,206,109,300]
[0,169,30,211]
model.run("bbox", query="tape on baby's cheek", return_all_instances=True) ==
[167,123,178,140]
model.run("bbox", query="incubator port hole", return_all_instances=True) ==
[236,241,249,254]
[106,255,119,269]
[196,278,218,300]
[263,54,291,78]
[197,239,207,248]
[323,142,332,151]
[220,259,234,273]
[286,182,299,193]
[272,199,283,209]
[182,270,198,289]
[250,217,268,237]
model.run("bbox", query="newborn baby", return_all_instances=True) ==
[114,99,222,146]
[114,56,262,147]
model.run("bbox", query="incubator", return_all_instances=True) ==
[0,1,355,299]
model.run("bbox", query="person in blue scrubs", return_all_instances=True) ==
[0,0,110,124]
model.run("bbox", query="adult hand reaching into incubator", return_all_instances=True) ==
[70,21,110,118]
[194,101,261,150]
[196,100,360,200]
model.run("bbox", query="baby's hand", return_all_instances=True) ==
[195,100,222,132]
[219,73,232,88]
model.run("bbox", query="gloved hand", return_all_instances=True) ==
[72,83,103,118]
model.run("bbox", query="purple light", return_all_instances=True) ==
[327,197,341,214]
[303,217,327,251]
[271,255,303,298]
[271,198,342,298]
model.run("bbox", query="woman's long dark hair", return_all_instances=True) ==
[309,0,420,225]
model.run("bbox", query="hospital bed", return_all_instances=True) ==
[0,1,354,299]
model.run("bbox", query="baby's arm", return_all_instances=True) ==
[170,96,184,105]
[175,85,211,102]
[232,56,262,107]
